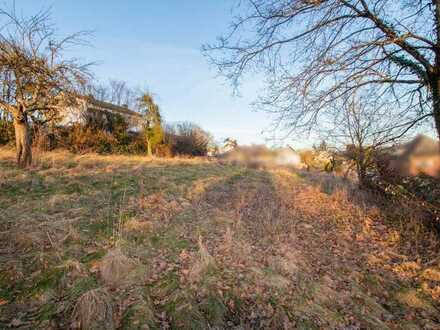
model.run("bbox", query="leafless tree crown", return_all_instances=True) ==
[204,0,439,140]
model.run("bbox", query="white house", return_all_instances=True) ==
[60,96,143,133]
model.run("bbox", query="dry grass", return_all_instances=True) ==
[72,288,114,330]
[188,236,216,283]
[98,249,137,287]
[123,218,152,234]
[1,146,439,329]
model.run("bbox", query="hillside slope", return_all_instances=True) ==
[0,148,439,329]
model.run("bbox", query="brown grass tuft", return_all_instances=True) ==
[72,288,114,330]
[189,236,216,282]
[98,249,137,287]
[198,235,215,268]
[222,226,233,252]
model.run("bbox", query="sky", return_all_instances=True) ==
[16,0,290,146]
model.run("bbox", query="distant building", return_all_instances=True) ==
[218,144,305,168]
[379,135,440,178]
[274,147,302,167]
[220,138,238,154]
[60,96,143,133]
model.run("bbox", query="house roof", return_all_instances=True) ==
[402,135,439,157]
[82,96,143,119]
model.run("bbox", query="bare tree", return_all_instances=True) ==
[0,8,90,167]
[203,0,439,142]
[85,79,139,110]
[109,80,128,106]
[327,90,404,185]
[82,82,109,103]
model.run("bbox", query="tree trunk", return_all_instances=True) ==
[434,0,440,142]
[356,161,367,187]
[147,139,152,157]
[13,113,32,167]
[356,149,368,188]
[432,78,440,142]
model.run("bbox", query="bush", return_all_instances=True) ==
[165,122,212,156]
[53,112,148,155]
[109,113,131,146]
[113,132,148,154]
[67,125,118,154]
[155,144,173,157]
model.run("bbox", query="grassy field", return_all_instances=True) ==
[0,147,439,329]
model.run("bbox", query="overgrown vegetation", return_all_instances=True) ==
[0,107,214,157]
[164,122,213,157]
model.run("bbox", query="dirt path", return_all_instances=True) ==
[0,148,439,329]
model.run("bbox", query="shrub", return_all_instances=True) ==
[165,122,212,156]
[155,143,173,157]
[67,125,118,154]
[108,113,131,146]
[55,112,147,154]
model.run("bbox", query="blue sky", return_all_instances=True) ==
[17,0,287,146]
